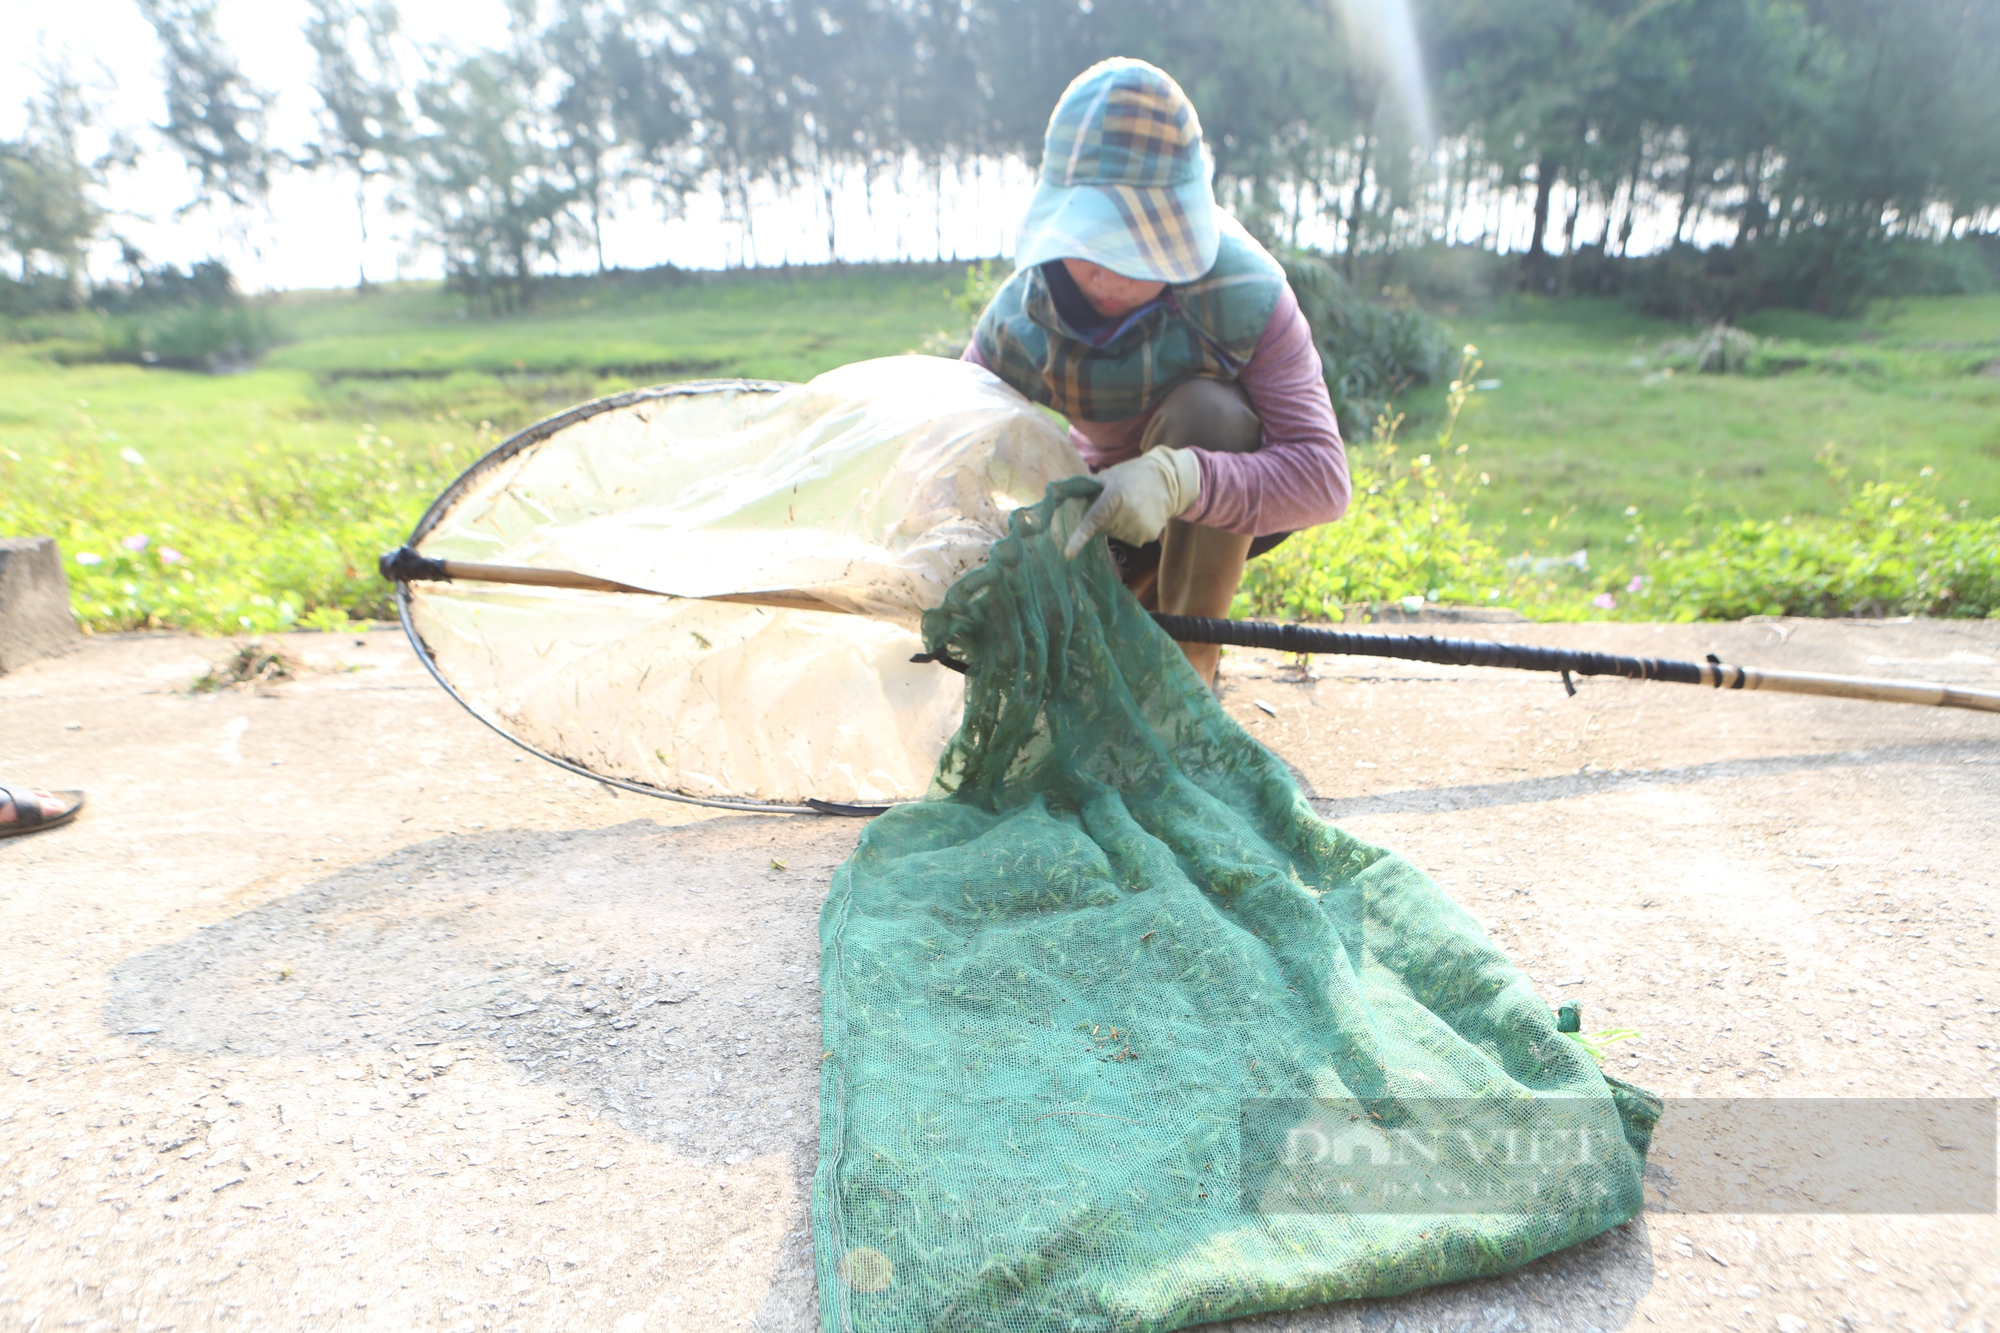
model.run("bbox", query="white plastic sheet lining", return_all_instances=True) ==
[403,356,1084,808]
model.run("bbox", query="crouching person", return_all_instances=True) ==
[965,57,1350,688]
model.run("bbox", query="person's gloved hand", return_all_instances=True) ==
[1063,447,1202,558]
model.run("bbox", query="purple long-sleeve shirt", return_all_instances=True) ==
[965,283,1349,536]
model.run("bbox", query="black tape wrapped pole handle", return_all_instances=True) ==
[915,613,2000,714]
[918,616,1705,684]
[1146,615,1708,684]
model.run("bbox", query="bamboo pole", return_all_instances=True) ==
[378,547,847,615]
[379,549,2000,715]
[1700,660,2000,712]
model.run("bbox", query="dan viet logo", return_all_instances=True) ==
[1245,1099,1636,1215]
[1240,1097,1996,1216]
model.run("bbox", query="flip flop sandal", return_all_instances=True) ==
[0,785,85,840]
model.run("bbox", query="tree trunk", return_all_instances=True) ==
[589,159,606,276]
[355,174,370,292]
[1605,141,1643,252]
[1557,184,1582,295]
[822,150,837,263]
[1617,140,1645,256]
[1526,156,1555,259]
[1734,149,1764,248]
[1674,140,1702,245]
[1344,134,1374,281]
[935,156,947,263]
[1522,156,1555,289]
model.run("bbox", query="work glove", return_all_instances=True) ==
[1063,447,1202,559]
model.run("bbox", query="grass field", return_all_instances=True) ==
[1438,294,2000,554]
[3,263,1995,631]
[1,265,968,479]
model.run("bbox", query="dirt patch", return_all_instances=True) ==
[2,620,1997,1329]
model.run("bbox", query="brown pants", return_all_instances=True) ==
[1109,376,1288,687]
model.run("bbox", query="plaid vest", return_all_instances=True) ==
[973,222,1286,423]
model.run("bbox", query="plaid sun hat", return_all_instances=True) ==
[1014,58,1219,285]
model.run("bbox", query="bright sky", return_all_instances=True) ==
[3,0,1703,294]
[1,0,1034,292]
[3,0,510,290]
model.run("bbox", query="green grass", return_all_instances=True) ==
[2,264,1995,632]
[1,263,966,478]
[0,265,972,633]
[1422,294,2000,557]
[264,265,968,381]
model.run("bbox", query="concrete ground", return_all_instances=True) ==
[1,616,1996,1333]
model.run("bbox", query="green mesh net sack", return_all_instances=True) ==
[813,479,1660,1332]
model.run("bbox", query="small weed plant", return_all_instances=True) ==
[1566,1027,1643,1065]
[191,639,304,692]
[1238,348,1516,618]
[918,259,1007,355]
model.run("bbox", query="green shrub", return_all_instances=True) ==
[1627,235,1999,322]
[1370,242,1517,306]
[919,259,1008,356]
[0,272,81,316]
[1871,238,1999,298]
[98,302,286,370]
[89,257,242,313]
[33,301,288,371]
[1279,251,1454,438]
[1630,242,1775,322]
[29,257,290,370]
[1660,322,1763,374]
[1237,349,1521,618]
[1631,456,2000,620]
[0,428,485,634]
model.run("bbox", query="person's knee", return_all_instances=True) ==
[1142,376,1261,456]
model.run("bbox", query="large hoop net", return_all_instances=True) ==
[397,357,1084,811]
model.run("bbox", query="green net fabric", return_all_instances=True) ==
[813,480,1659,1333]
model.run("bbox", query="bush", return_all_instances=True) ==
[1374,243,1517,306]
[1871,237,1999,297]
[1279,251,1454,438]
[1631,456,2000,620]
[0,271,82,316]
[3,257,289,371]
[1628,233,1999,322]
[919,259,1007,356]
[1660,322,1763,374]
[95,302,285,371]
[1560,242,1627,298]
[90,257,240,314]
[1630,242,1775,322]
